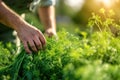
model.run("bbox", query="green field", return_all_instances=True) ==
[1,10,120,80]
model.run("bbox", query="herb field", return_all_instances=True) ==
[1,12,120,80]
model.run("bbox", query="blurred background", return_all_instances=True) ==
[55,0,120,33]
[22,0,120,34]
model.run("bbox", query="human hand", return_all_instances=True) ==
[0,0,45,53]
[16,23,46,54]
[44,28,57,37]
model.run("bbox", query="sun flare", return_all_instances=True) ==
[102,0,112,5]
[96,0,115,7]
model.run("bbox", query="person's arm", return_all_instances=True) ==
[0,1,46,53]
[38,6,56,37]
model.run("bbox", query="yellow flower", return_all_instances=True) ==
[99,8,105,14]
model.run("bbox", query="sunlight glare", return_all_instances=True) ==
[65,0,85,11]
[96,0,114,7]
[104,0,111,5]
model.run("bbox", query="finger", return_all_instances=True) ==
[22,41,32,54]
[28,39,38,52]
[38,31,46,46]
[45,31,53,37]
[34,36,42,50]
[39,36,46,47]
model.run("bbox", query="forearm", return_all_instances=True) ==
[0,1,27,31]
[38,6,56,31]
[0,1,46,53]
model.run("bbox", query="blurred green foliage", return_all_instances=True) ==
[1,28,120,80]
[1,1,120,79]
[72,0,120,26]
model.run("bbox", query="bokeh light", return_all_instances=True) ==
[95,0,115,7]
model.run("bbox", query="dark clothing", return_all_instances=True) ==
[0,0,32,42]
[0,0,32,32]
[3,0,32,14]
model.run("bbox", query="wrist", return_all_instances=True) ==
[11,17,28,32]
